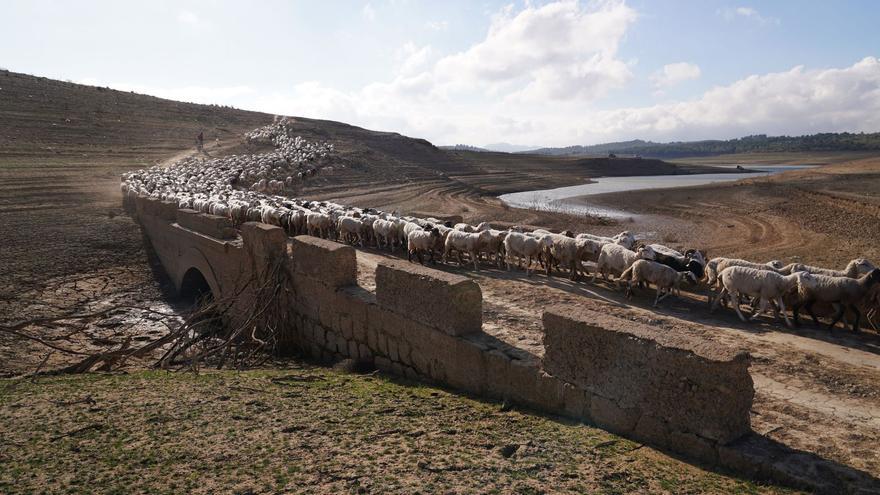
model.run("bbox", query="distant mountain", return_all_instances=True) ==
[440,144,491,152]
[483,142,540,153]
[529,133,880,158]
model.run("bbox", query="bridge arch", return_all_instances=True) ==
[175,246,223,302]
[179,267,213,304]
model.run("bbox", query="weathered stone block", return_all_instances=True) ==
[633,414,670,447]
[358,344,372,363]
[159,201,178,222]
[178,209,236,239]
[290,236,356,288]
[562,382,590,419]
[424,334,487,395]
[590,395,639,434]
[375,259,482,336]
[542,308,753,444]
[375,356,392,372]
[667,431,718,464]
[388,338,399,362]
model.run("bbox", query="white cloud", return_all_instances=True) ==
[650,62,701,88]
[425,20,449,31]
[84,4,880,148]
[720,6,779,25]
[583,57,880,142]
[433,0,637,102]
[177,10,211,30]
[362,3,376,21]
[395,42,433,76]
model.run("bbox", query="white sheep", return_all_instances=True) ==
[407,227,441,265]
[336,216,364,245]
[792,269,880,331]
[444,229,493,271]
[593,244,656,285]
[372,218,399,251]
[781,258,875,278]
[306,211,332,238]
[711,266,807,328]
[619,259,698,306]
[503,231,551,276]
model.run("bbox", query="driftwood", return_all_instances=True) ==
[1,258,293,376]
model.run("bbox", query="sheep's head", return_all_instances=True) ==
[615,231,636,249]
[636,245,656,260]
[429,227,441,238]
[679,272,699,285]
[561,230,574,238]
[795,272,818,299]
[767,260,785,270]
[686,260,705,280]
[852,258,877,276]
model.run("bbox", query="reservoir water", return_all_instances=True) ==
[499,165,816,219]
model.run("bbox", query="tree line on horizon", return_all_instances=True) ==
[528,132,880,158]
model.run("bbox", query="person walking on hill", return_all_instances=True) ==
[196,131,204,151]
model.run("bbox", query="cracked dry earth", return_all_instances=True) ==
[353,245,880,480]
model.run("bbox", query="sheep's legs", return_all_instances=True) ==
[776,297,793,328]
[827,303,847,331]
[731,292,749,323]
[849,305,862,332]
[710,288,727,313]
[653,287,663,307]
[471,250,480,271]
[804,301,822,327]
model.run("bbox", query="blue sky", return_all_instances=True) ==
[2,1,879,147]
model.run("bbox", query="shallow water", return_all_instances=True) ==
[499,165,816,219]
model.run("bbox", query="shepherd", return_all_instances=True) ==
[196,131,204,151]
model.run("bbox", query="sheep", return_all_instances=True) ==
[593,244,656,284]
[781,258,875,278]
[705,258,785,306]
[792,269,880,332]
[709,258,785,284]
[503,231,552,276]
[474,221,492,232]
[372,218,399,251]
[619,259,698,306]
[647,243,684,259]
[652,250,705,281]
[711,266,807,328]
[479,229,508,268]
[453,223,475,232]
[336,216,364,245]
[546,235,583,280]
[444,229,493,271]
[306,211,333,238]
[407,227,441,265]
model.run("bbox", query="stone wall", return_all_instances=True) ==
[543,309,754,463]
[128,196,756,466]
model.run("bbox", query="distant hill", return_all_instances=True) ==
[440,144,491,152]
[529,133,880,158]
[483,142,539,153]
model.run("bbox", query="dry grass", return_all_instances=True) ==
[0,363,798,495]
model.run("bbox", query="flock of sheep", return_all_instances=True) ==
[121,124,880,334]
[121,119,334,213]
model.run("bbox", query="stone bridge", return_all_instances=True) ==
[128,194,761,472]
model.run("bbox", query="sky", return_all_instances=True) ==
[2,0,880,148]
